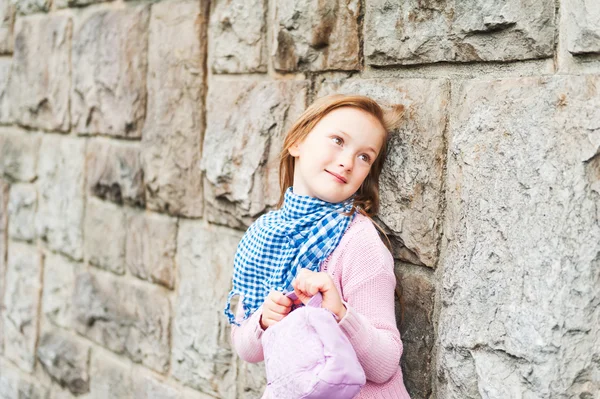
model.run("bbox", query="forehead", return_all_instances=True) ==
[315,107,386,149]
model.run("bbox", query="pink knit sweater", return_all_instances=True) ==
[230,213,411,398]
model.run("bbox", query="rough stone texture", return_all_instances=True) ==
[12,0,48,15]
[89,351,132,399]
[8,14,71,131]
[396,264,435,399]
[86,138,145,207]
[273,0,360,72]
[71,6,149,137]
[364,0,555,66]
[36,135,85,261]
[566,0,600,55]
[0,358,48,399]
[2,241,42,372]
[42,251,78,328]
[49,385,79,399]
[56,0,114,9]
[141,0,205,218]
[210,0,267,73]
[436,76,600,398]
[132,372,216,399]
[0,179,7,355]
[201,80,308,229]
[0,0,14,54]
[0,0,597,397]
[37,330,90,396]
[84,197,126,275]
[0,128,40,182]
[7,183,36,241]
[316,78,449,267]
[125,210,177,289]
[172,220,242,396]
[0,58,10,123]
[236,361,266,399]
[132,373,181,399]
[73,270,171,373]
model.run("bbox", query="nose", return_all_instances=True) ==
[338,151,354,172]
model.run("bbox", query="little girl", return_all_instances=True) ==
[224,93,411,398]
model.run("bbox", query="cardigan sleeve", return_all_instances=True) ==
[335,225,403,384]
[230,301,265,363]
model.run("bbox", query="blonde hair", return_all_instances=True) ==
[276,93,405,248]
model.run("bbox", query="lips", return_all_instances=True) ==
[326,170,347,184]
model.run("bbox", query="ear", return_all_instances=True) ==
[288,142,300,157]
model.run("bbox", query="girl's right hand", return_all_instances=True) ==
[260,290,299,330]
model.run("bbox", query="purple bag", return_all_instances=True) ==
[261,292,366,399]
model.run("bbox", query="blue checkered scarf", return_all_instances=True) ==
[224,187,356,325]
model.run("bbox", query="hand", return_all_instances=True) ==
[259,290,301,330]
[292,269,347,321]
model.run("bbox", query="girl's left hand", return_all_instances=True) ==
[292,269,346,321]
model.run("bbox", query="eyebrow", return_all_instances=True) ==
[335,130,378,156]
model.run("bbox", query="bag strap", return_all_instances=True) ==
[285,291,323,308]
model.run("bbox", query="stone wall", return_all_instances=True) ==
[0,0,598,398]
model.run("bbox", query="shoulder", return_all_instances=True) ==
[333,213,395,282]
[343,213,388,253]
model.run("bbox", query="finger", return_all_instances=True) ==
[270,291,292,307]
[264,295,292,313]
[297,278,306,294]
[266,310,286,322]
[270,302,291,315]
[293,286,312,305]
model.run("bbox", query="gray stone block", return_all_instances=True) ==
[86,138,145,207]
[0,178,7,355]
[12,0,48,15]
[0,0,14,54]
[8,14,71,131]
[566,0,600,55]
[396,264,435,399]
[73,270,171,373]
[436,75,600,397]
[0,127,40,182]
[132,372,182,399]
[141,0,206,218]
[364,0,555,65]
[7,182,36,241]
[2,241,42,372]
[89,351,132,399]
[236,361,266,399]
[71,6,149,137]
[273,0,360,72]
[42,251,78,329]
[37,330,90,396]
[201,79,308,229]
[0,358,48,399]
[172,220,242,396]
[0,58,10,123]
[36,135,85,261]
[210,0,267,73]
[125,210,177,289]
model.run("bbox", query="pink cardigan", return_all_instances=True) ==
[230,213,411,399]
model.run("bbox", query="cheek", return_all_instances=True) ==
[355,167,371,185]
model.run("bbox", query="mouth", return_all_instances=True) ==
[326,170,348,184]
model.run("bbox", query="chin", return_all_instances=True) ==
[318,192,348,204]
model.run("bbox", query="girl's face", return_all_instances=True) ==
[288,106,386,204]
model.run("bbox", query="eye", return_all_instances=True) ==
[359,154,372,163]
[331,136,343,146]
